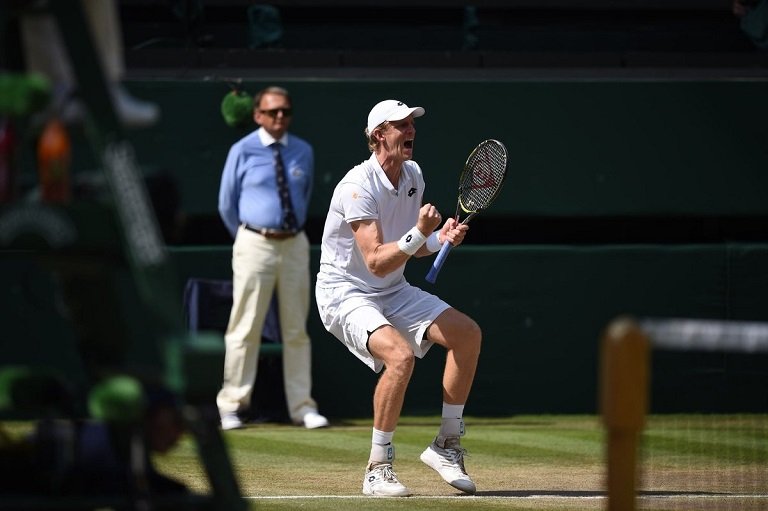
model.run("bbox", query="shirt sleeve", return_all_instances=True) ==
[218,144,242,238]
[337,182,378,223]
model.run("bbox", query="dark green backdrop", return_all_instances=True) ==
[4,242,767,418]
[118,79,768,219]
[4,77,768,418]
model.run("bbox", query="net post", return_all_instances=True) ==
[600,316,650,511]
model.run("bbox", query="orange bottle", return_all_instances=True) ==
[37,118,71,203]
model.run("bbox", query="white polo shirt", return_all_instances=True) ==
[317,153,425,294]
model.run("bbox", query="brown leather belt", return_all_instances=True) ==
[243,224,300,240]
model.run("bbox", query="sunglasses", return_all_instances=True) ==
[260,107,293,117]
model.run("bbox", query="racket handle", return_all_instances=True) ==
[425,241,454,283]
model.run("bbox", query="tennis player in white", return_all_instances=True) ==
[315,99,481,496]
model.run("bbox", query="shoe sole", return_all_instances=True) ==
[303,420,329,429]
[362,487,412,497]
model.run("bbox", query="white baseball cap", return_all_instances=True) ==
[366,99,425,134]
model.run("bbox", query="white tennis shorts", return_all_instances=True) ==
[315,283,451,373]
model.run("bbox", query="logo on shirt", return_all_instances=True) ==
[351,191,359,200]
[407,187,417,197]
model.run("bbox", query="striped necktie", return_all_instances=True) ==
[271,143,298,231]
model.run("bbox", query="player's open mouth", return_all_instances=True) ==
[404,140,414,149]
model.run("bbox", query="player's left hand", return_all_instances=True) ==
[440,217,469,246]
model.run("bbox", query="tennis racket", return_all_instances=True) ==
[425,139,508,284]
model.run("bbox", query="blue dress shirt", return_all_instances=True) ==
[218,127,314,237]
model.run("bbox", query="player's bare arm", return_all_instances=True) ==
[352,203,442,275]
[351,218,410,277]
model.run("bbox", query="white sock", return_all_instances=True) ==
[442,403,464,419]
[372,428,394,445]
[369,428,395,465]
[439,403,465,439]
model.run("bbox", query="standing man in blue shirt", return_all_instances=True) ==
[217,85,328,430]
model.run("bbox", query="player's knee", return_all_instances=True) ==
[387,345,415,375]
[463,318,482,355]
[393,344,415,366]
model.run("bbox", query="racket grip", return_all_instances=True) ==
[425,242,454,283]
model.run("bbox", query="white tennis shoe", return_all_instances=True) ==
[420,437,476,494]
[300,411,329,429]
[362,463,411,497]
[220,412,243,431]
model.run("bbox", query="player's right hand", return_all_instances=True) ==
[417,203,442,234]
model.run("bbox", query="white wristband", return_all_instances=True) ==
[425,231,442,253]
[397,226,427,255]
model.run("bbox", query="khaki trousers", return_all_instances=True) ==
[216,226,317,422]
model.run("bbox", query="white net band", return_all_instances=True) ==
[640,318,768,354]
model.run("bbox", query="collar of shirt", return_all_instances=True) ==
[369,152,405,195]
[257,127,289,147]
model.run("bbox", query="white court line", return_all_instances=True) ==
[246,495,606,500]
[247,494,768,500]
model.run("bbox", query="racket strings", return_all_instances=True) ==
[459,142,507,213]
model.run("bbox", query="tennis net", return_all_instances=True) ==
[601,317,768,511]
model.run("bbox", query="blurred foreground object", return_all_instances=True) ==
[36,117,71,203]
[0,118,17,203]
[19,0,159,127]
